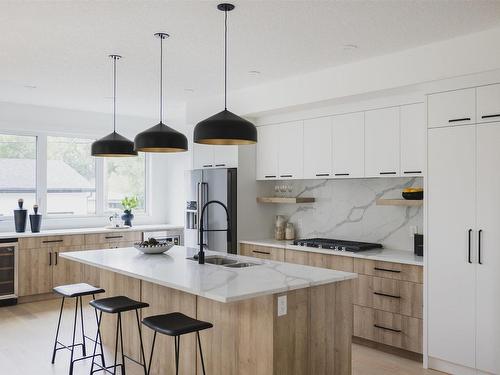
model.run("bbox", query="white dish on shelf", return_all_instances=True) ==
[134,242,174,254]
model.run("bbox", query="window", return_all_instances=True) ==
[105,154,146,213]
[46,136,96,216]
[0,134,37,218]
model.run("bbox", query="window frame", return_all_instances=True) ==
[0,130,150,220]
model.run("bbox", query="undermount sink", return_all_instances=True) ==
[187,255,259,268]
[223,262,259,268]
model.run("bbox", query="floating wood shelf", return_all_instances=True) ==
[376,199,423,207]
[256,197,315,204]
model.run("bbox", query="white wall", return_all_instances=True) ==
[0,101,187,232]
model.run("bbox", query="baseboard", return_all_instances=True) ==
[428,357,476,375]
[353,336,423,362]
[18,293,57,304]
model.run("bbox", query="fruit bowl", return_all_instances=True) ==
[134,238,175,254]
[402,188,423,200]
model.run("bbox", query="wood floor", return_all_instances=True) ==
[0,299,444,375]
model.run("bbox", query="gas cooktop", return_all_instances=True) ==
[292,238,383,253]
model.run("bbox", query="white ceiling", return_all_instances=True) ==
[1,0,500,119]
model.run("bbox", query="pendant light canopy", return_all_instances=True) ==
[91,55,137,157]
[193,3,257,145]
[134,33,188,153]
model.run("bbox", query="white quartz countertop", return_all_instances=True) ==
[61,246,357,303]
[0,224,183,239]
[240,239,423,266]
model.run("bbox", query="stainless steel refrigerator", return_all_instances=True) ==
[184,168,237,254]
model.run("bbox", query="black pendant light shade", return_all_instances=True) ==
[134,32,188,153]
[193,3,257,145]
[91,131,137,157]
[92,55,137,157]
[194,109,256,145]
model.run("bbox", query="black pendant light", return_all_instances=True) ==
[134,33,188,153]
[92,55,137,157]
[193,3,257,145]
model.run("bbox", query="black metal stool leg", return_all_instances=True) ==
[51,297,65,364]
[147,331,157,375]
[90,310,103,374]
[135,309,148,375]
[119,313,126,375]
[79,296,86,356]
[69,296,79,375]
[174,335,181,375]
[197,331,207,375]
[112,313,120,375]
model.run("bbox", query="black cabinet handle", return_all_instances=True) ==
[55,252,58,266]
[374,324,402,333]
[449,117,471,123]
[379,172,397,175]
[373,292,401,299]
[315,173,330,177]
[374,267,401,273]
[202,164,213,168]
[253,250,271,255]
[105,235,123,239]
[42,239,63,244]
[49,252,52,266]
[468,229,472,264]
[215,164,226,167]
[403,171,422,174]
[481,114,500,119]
[264,175,276,179]
[335,173,350,176]
[280,175,293,178]
[478,229,482,265]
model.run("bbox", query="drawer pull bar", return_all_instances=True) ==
[373,324,402,333]
[379,172,397,175]
[334,173,350,176]
[105,235,124,239]
[280,175,293,178]
[264,175,276,179]
[42,239,64,243]
[374,267,401,273]
[202,164,213,168]
[215,164,226,167]
[253,250,271,255]
[448,117,471,123]
[403,171,422,174]
[49,252,52,266]
[55,252,58,266]
[481,114,500,119]
[315,173,330,177]
[373,292,401,299]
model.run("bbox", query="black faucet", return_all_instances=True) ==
[198,200,231,264]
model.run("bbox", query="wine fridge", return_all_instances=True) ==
[0,238,17,306]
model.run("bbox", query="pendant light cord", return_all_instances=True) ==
[224,8,228,110]
[113,56,117,133]
[160,35,164,123]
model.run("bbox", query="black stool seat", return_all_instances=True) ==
[53,283,105,298]
[142,312,213,336]
[90,296,149,314]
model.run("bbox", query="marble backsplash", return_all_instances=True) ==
[271,177,423,251]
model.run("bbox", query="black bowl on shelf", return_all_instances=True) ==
[402,191,423,200]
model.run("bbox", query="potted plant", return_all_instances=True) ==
[121,196,138,227]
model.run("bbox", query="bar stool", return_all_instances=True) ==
[89,296,149,375]
[51,283,105,375]
[142,312,213,375]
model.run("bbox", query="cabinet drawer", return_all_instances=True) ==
[85,231,142,245]
[354,274,422,318]
[307,252,354,272]
[428,88,476,128]
[354,305,422,353]
[477,83,500,123]
[353,258,422,283]
[239,243,285,262]
[19,234,84,249]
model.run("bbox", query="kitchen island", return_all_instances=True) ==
[62,246,357,375]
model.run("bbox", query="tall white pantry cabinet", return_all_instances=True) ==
[427,84,500,375]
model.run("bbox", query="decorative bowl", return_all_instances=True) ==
[402,191,423,200]
[134,242,175,254]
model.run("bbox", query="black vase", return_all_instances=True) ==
[121,211,134,227]
[14,209,27,233]
[29,214,42,233]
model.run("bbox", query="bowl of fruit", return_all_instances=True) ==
[134,238,175,254]
[402,187,424,200]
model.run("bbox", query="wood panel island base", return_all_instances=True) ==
[62,247,356,375]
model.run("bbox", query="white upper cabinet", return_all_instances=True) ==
[428,88,476,128]
[477,83,500,123]
[193,143,216,169]
[213,145,238,168]
[256,125,279,180]
[303,117,332,179]
[332,112,364,178]
[277,121,303,179]
[400,103,425,176]
[364,107,400,177]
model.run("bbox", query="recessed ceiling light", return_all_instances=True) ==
[342,44,358,51]
[184,88,195,92]
[248,70,261,75]
[24,85,37,89]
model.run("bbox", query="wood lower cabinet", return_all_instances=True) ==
[18,247,53,296]
[52,246,86,288]
[239,243,285,262]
